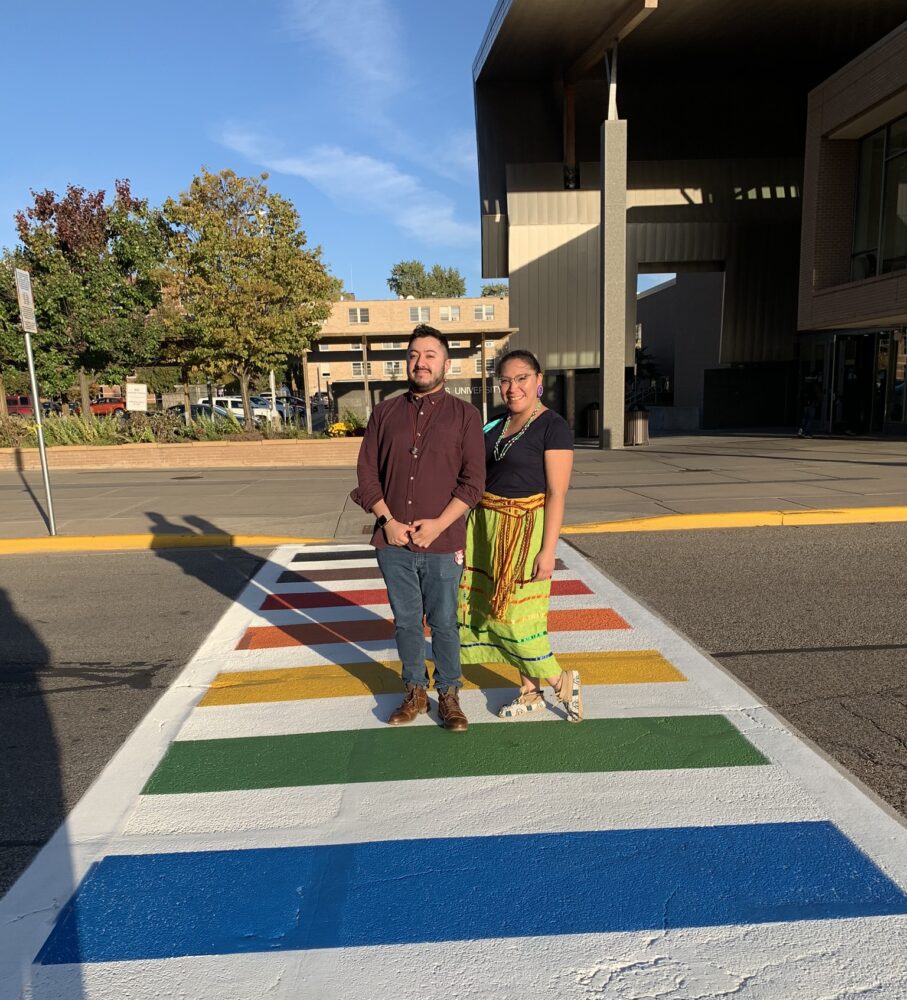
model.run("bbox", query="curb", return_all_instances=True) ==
[3,505,906,554]
[562,505,907,534]
[0,534,328,555]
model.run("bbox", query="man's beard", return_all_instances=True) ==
[408,370,445,394]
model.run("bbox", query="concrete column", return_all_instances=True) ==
[599,118,628,449]
[565,368,576,431]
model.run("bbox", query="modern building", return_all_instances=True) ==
[798,22,907,434]
[473,1,907,445]
[306,297,515,421]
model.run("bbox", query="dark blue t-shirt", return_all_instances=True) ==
[483,408,574,498]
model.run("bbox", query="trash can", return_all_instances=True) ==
[585,402,600,439]
[624,406,650,446]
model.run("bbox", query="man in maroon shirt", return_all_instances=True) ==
[351,325,485,731]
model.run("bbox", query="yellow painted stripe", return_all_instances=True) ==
[199,651,686,707]
[562,505,907,535]
[0,534,328,555]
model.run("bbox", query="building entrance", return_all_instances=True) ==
[798,330,907,436]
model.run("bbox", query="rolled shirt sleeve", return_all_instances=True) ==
[451,405,486,509]
[349,410,384,513]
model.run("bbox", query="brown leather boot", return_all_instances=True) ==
[438,687,468,732]
[388,684,429,726]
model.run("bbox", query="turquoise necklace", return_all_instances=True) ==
[493,401,542,461]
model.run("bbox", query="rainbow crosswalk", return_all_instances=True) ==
[2,542,907,999]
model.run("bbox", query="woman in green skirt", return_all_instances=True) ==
[457,349,580,721]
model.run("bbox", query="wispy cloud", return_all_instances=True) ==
[219,128,476,249]
[283,0,402,94]
[280,0,476,185]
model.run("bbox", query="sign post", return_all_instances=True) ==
[14,268,57,536]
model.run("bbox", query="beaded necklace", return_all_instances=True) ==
[493,401,542,461]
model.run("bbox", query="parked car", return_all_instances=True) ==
[90,397,126,417]
[166,403,236,423]
[198,396,274,422]
[5,395,33,416]
[258,393,307,421]
[72,397,126,417]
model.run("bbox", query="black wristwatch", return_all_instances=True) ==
[375,514,394,528]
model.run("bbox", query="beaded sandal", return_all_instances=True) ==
[555,670,583,723]
[498,689,546,719]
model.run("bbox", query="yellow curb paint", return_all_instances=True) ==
[0,534,328,555]
[199,650,686,707]
[562,505,907,535]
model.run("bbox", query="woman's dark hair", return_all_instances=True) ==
[496,349,541,376]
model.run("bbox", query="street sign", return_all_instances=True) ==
[14,268,38,334]
[126,383,148,412]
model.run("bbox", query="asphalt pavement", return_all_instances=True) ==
[1,433,906,540]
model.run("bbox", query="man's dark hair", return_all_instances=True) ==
[496,348,541,375]
[408,324,450,358]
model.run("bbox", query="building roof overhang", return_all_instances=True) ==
[473,0,907,199]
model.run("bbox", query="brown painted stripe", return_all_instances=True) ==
[277,557,569,585]
[277,566,384,583]
[237,607,630,650]
[260,578,593,611]
[291,549,376,563]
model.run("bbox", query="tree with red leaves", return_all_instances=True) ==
[11,180,168,412]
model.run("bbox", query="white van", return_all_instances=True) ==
[199,396,273,421]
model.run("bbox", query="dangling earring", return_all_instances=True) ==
[537,384,543,398]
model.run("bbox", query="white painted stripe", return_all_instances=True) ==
[6,540,907,1000]
[173,684,741,741]
[122,765,820,842]
[24,917,907,1000]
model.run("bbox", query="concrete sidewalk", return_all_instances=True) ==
[3,541,906,999]
[1,434,906,542]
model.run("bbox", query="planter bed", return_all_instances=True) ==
[0,437,362,471]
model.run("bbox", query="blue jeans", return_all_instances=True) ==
[376,546,463,692]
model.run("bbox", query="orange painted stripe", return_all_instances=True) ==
[237,606,629,650]
[548,608,629,631]
[260,578,593,611]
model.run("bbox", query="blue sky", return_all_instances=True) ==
[1,0,668,298]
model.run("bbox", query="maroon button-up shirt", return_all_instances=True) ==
[350,387,486,553]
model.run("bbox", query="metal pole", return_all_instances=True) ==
[23,330,57,535]
[361,334,372,420]
[268,369,280,422]
[480,336,488,424]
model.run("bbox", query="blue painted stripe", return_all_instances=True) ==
[36,822,907,964]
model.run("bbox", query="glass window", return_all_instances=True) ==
[880,151,907,274]
[439,305,460,321]
[351,362,373,377]
[474,304,494,320]
[474,357,495,374]
[384,360,404,377]
[888,116,907,158]
[349,307,369,324]
[449,361,462,375]
[409,306,429,322]
[851,131,885,281]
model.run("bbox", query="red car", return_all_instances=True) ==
[5,395,34,416]
[89,397,126,416]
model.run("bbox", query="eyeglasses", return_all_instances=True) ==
[497,374,535,388]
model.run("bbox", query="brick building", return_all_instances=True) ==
[306,296,516,423]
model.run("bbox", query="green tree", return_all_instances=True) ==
[12,181,169,413]
[481,282,508,298]
[161,168,336,426]
[387,260,466,298]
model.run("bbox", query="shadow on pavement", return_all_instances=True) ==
[13,449,51,533]
[0,588,84,1000]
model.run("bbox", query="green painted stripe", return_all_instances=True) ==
[143,715,767,795]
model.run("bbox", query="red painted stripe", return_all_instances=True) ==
[260,578,594,611]
[238,605,629,650]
